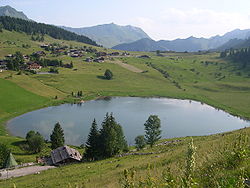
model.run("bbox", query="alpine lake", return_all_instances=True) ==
[7,97,250,146]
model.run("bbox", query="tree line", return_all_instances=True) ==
[220,47,250,69]
[0,113,162,167]
[5,51,73,71]
[85,114,162,160]
[0,16,98,46]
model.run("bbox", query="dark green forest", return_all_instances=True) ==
[0,16,98,46]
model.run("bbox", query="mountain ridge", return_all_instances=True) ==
[113,29,250,52]
[61,23,151,48]
[0,5,29,20]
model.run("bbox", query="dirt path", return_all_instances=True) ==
[112,60,143,73]
[0,165,55,179]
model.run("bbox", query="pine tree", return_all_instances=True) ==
[0,23,3,32]
[0,143,10,168]
[144,115,162,147]
[85,119,100,160]
[50,122,65,149]
[104,69,113,80]
[99,113,127,157]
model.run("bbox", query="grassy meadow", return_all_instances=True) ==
[0,127,249,187]
[0,30,249,187]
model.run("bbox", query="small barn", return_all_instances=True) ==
[50,145,82,165]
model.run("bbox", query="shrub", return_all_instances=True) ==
[135,135,146,151]
[26,131,45,153]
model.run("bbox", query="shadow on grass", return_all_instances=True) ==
[96,75,106,80]
[11,140,26,147]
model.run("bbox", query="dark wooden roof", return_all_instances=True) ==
[51,145,82,164]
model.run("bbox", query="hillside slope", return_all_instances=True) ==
[0,16,98,46]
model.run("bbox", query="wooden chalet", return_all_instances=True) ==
[50,145,82,165]
[27,62,42,70]
[96,52,107,57]
[94,57,105,63]
[40,44,49,48]
[109,52,119,56]
[33,51,46,57]
[0,60,7,70]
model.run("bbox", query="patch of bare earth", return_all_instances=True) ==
[0,165,55,179]
[112,60,143,73]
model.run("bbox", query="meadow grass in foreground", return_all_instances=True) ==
[0,128,248,188]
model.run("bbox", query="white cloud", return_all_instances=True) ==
[132,8,250,40]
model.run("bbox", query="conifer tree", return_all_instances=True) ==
[104,69,113,80]
[99,113,127,157]
[50,122,65,149]
[85,119,100,160]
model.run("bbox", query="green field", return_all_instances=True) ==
[0,30,249,187]
[0,127,249,187]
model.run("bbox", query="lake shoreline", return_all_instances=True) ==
[6,96,249,146]
[2,92,250,140]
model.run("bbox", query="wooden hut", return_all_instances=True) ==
[50,145,82,165]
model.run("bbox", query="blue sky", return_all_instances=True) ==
[1,0,250,40]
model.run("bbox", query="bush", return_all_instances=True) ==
[135,135,146,150]
[26,131,45,153]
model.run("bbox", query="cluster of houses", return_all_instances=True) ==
[0,42,131,73]
[85,51,130,63]
[40,44,94,58]
[0,51,46,72]
[0,60,7,72]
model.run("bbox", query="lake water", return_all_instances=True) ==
[7,97,249,146]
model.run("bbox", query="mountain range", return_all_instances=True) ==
[61,23,151,48]
[1,5,250,52]
[113,29,250,52]
[0,5,29,20]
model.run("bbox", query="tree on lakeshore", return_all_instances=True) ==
[104,69,113,80]
[50,122,65,149]
[135,135,146,150]
[26,131,45,153]
[85,119,101,160]
[99,113,128,157]
[144,115,162,147]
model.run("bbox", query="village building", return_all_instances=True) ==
[69,49,78,53]
[0,60,7,70]
[109,52,119,56]
[70,53,80,58]
[85,57,93,62]
[122,52,130,56]
[40,44,49,48]
[94,57,105,63]
[23,55,29,60]
[5,54,13,58]
[96,51,107,57]
[27,62,42,70]
[50,145,82,165]
[33,51,46,57]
